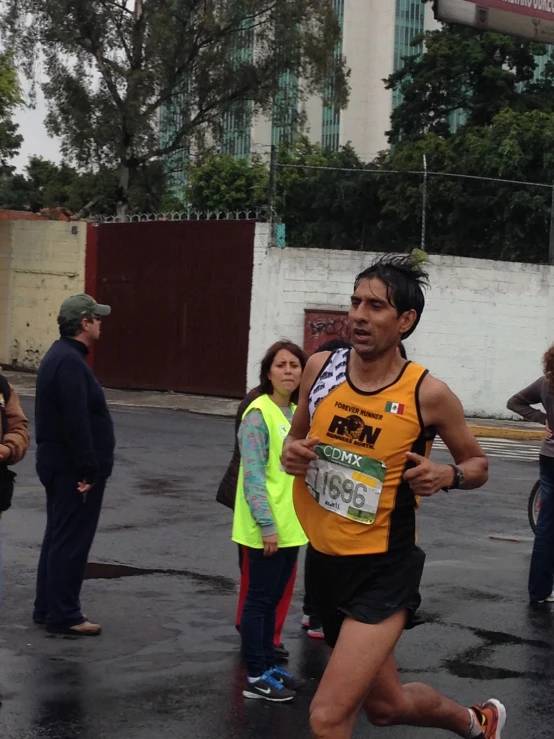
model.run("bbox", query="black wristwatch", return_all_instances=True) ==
[443,464,464,492]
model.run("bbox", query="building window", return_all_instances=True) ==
[321,0,344,151]
[221,100,253,159]
[221,23,254,159]
[533,45,553,81]
[159,88,190,199]
[272,71,300,147]
[393,0,425,110]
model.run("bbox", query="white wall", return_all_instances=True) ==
[248,228,553,418]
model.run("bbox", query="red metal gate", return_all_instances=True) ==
[86,220,255,398]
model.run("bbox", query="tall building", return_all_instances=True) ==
[247,0,439,161]
[160,1,438,193]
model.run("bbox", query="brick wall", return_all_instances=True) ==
[1,220,86,368]
[248,229,553,418]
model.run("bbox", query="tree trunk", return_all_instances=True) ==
[117,162,130,218]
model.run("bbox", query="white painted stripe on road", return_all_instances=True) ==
[432,437,540,461]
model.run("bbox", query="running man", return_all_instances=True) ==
[281,255,505,739]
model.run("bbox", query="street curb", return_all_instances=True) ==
[467,425,544,441]
[12,388,238,418]
[12,387,543,437]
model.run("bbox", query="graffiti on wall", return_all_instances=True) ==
[304,309,351,354]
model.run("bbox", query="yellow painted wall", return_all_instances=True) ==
[4,220,86,368]
[0,221,14,366]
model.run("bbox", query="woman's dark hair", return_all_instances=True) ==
[259,340,308,403]
[354,254,429,340]
[544,344,554,394]
[58,312,94,339]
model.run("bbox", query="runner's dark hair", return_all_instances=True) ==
[314,339,350,354]
[259,340,308,404]
[354,254,429,340]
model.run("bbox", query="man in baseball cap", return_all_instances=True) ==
[33,294,115,636]
[58,294,112,323]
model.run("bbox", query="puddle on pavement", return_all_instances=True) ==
[137,476,195,498]
[420,614,551,650]
[443,659,524,680]
[472,628,550,649]
[85,563,235,592]
[440,624,550,681]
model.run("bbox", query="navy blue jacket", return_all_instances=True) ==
[35,338,115,482]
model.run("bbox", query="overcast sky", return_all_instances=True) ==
[13,85,62,172]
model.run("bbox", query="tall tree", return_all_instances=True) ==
[3,0,348,211]
[0,52,23,175]
[386,25,550,143]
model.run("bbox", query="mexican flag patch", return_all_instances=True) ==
[385,401,404,415]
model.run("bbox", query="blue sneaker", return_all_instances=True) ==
[268,665,304,692]
[243,670,295,702]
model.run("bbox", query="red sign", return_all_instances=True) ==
[303,309,350,355]
[435,0,554,42]
[466,0,554,21]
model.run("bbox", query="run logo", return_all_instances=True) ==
[327,414,382,449]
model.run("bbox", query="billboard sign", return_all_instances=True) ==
[434,0,554,43]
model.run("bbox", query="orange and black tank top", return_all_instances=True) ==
[293,348,430,556]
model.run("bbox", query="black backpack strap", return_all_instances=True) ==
[0,375,11,438]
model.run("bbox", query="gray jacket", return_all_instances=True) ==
[507,377,553,458]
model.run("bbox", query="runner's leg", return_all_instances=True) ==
[309,612,406,739]
[364,652,471,735]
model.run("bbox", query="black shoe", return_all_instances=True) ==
[243,672,296,702]
[268,666,305,692]
[274,643,289,663]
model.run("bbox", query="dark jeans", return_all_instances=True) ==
[240,546,299,677]
[33,467,106,627]
[529,459,554,602]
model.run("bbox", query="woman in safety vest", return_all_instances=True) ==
[232,340,308,702]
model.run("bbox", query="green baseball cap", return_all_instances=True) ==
[58,294,111,324]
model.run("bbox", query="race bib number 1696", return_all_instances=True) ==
[305,443,387,525]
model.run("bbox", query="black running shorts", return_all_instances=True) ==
[309,544,426,648]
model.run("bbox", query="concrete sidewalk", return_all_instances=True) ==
[3,370,545,441]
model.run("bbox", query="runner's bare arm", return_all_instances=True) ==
[281,353,329,476]
[405,375,488,495]
[403,374,488,496]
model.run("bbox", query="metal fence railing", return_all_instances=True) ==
[89,206,276,224]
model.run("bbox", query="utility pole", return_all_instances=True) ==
[421,154,428,250]
[268,144,277,219]
[548,185,554,264]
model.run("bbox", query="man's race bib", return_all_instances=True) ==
[305,443,386,525]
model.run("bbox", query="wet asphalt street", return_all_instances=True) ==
[0,400,551,739]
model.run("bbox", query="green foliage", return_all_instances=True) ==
[0,157,169,214]
[186,154,268,212]
[275,138,381,249]
[379,110,554,261]
[0,53,23,174]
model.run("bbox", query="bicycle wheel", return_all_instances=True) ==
[528,480,541,534]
